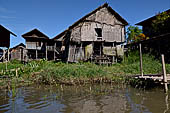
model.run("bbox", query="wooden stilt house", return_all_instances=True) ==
[22,29,57,60]
[129,9,170,62]
[53,3,128,64]
[0,25,17,62]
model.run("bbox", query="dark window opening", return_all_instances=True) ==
[95,28,102,37]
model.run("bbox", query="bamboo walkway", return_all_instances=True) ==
[134,74,170,83]
[136,43,169,93]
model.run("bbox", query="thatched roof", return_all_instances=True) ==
[22,29,49,39]
[53,3,128,40]
[0,25,17,37]
[136,9,170,26]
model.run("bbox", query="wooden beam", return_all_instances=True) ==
[161,54,168,93]
[7,48,9,61]
[139,43,143,77]
[54,43,56,61]
[36,50,38,59]
[80,43,83,60]
[46,43,48,60]
[99,43,102,65]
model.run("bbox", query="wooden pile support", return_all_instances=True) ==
[136,43,169,93]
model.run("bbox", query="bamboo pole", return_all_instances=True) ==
[161,54,168,93]
[139,43,143,77]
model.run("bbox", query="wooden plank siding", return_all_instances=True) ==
[22,29,62,61]
[53,3,128,63]
[0,25,16,48]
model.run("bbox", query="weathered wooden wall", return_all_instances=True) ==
[11,47,27,61]
[65,6,125,62]
[67,44,84,62]
[26,41,46,50]
[69,7,125,43]
[0,29,10,48]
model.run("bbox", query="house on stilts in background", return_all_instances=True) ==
[0,25,17,62]
[53,3,128,64]
[22,29,61,61]
[128,9,170,62]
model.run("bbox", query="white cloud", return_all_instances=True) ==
[0,6,15,13]
[0,15,16,19]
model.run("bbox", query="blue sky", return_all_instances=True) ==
[0,0,169,47]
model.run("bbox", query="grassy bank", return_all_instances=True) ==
[1,51,170,88]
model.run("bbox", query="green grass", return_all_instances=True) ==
[1,51,170,87]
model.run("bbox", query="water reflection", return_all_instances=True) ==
[0,84,169,113]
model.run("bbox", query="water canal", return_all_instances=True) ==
[0,84,169,113]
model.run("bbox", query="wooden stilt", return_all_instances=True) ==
[46,46,48,60]
[36,50,38,60]
[91,42,94,62]
[3,49,5,62]
[7,48,9,61]
[99,43,101,65]
[54,43,56,61]
[139,43,143,77]
[5,60,7,70]
[161,54,168,93]
[80,43,82,60]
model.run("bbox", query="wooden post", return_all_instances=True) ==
[54,43,56,61]
[91,42,94,62]
[3,49,5,62]
[16,68,18,78]
[46,43,48,60]
[5,60,7,70]
[161,54,168,93]
[36,50,38,60]
[7,48,9,61]
[80,43,82,60]
[112,43,114,64]
[99,43,101,65]
[139,43,143,77]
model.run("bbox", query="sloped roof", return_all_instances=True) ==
[11,43,25,50]
[136,9,170,26]
[53,3,128,40]
[126,33,170,47]
[22,28,49,39]
[0,25,17,37]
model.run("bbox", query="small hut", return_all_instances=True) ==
[10,43,26,61]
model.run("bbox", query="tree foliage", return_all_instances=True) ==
[152,11,170,35]
[126,26,148,43]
